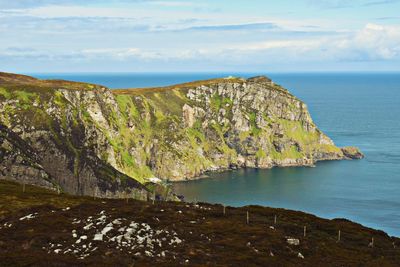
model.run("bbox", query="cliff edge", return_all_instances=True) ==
[0,72,363,196]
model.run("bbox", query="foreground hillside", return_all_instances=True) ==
[0,72,362,197]
[0,180,398,267]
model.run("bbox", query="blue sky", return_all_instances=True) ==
[1,0,400,72]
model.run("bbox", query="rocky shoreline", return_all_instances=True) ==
[169,145,364,182]
[1,72,363,197]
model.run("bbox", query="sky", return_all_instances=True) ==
[1,0,400,73]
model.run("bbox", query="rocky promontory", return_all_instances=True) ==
[0,72,363,196]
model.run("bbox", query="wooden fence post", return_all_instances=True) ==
[304,226,307,237]
[337,230,341,242]
[369,237,374,248]
[246,211,249,224]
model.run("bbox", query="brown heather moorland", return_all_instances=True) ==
[0,180,399,267]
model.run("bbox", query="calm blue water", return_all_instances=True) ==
[31,72,400,236]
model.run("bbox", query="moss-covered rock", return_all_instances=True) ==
[0,72,362,196]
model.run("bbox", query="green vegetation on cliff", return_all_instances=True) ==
[0,72,363,196]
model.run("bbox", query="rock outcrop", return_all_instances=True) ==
[341,146,364,159]
[0,72,363,195]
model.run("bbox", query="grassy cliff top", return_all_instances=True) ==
[0,73,247,94]
[0,72,100,92]
[112,75,292,96]
[112,76,247,95]
[1,72,289,97]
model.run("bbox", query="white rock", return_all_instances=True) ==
[287,238,300,246]
[116,235,123,243]
[137,236,145,244]
[298,252,304,259]
[19,213,38,221]
[112,219,122,225]
[129,222,138,228]
[97,215,107,222]
[170,236,182,245]
[149,177,161,183]
[93,234,103,241]
[101,226,113,235]
[83,223,93,230]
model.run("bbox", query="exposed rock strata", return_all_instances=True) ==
[0,72,363,196]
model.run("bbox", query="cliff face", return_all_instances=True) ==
[0,72,362,195]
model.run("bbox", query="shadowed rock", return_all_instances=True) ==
[341,146,364,159]
[247,75,272,83]
[0,72,363,196]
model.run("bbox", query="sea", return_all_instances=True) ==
[31,72,400,237]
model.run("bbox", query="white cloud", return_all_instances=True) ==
[147,1,204,7]
[2,23,399,65]
[357,24,400,58]
[232,39,324,51]
[0,0,201,9]
[307,0,400,8]
[0,0,399,72]
[334,23,400,60]
[81,48,163,60]
[217,23,400,62]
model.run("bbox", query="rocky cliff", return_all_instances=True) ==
[0,72,362,196]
